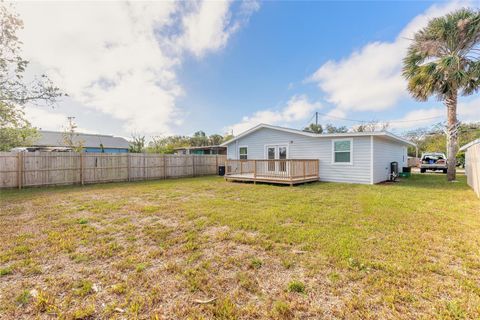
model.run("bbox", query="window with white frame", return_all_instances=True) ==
[333,139,352,164]
[239,146,248,160]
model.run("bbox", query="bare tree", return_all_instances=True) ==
[352,121,389,132]
[62,117,84,152]
[0,3,63,151]
[325,124,348,133]
[129,134,146,153]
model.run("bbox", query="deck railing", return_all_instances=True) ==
[225,159,319,182]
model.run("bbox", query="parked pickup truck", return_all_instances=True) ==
[420,152,447,173]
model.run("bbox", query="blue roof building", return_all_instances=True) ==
[33,130,129,153]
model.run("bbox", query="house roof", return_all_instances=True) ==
[460,139,480,151]
[33,131,130,149]
[220,123,416,147]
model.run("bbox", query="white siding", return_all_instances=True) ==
[227,140,237,159]
[320,136,371,184]
[372,136,407,183]
[225,127,372,184]
[464,142,480,198]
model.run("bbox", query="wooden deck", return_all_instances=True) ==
[225,159,319,185]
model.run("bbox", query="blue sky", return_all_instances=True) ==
[16,1,480,138]
[178,1,435,132]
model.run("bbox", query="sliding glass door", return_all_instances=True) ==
[266,145,288,173]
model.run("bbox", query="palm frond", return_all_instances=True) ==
[402,8,480,100]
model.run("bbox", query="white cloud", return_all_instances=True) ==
[15,1,257,135]
[23,106,96,134]
[226,95,321,134]
[320,109,347,122]
[178,0,259,57]
[459,98,480,122]
[23,107,68,131]
[179,1,232,57]
[308,1,469,113]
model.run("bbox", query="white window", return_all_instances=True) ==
[332,139,352,164]
[239,146,248,160]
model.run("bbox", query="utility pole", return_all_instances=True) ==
[315,112,318,126]
[67,116,75,129]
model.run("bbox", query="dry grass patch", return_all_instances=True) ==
[0,174,479,319]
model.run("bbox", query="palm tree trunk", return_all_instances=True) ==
[445,90,458,181]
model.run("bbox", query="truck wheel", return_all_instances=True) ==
[420,168,426,173]
[443,169,447,174]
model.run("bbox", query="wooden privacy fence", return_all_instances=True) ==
[407,157,420,167]
[0,152,226,189]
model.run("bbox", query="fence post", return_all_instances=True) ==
[192,155,196,177]
[143,153,146,180]
[253,160,256,184]
[215,155,218,174]
[80,153,84,185]
[163,154,167,179]
[127,153,131,182]
[303,160,306,179]
[290,161,293,186]
[17,152,22,189]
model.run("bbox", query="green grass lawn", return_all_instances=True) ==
[0,174,479,319]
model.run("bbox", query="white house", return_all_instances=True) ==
[220,124,416,185]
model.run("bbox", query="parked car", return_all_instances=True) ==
[420,152,447,173]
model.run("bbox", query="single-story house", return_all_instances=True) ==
[31,130,129,153]
[220,123,416,185]
[460,139,480,198]
[174,145,226,155]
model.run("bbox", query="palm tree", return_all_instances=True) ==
[403,8,480,181]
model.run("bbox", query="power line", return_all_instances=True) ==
[303,110,444,124]
[301,113,316,130]
[389,116,444,123]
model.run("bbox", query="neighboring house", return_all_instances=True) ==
[220,124,415,184]
[460,139,480,198]
[174,146,226,155]
[31,130,129,153]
